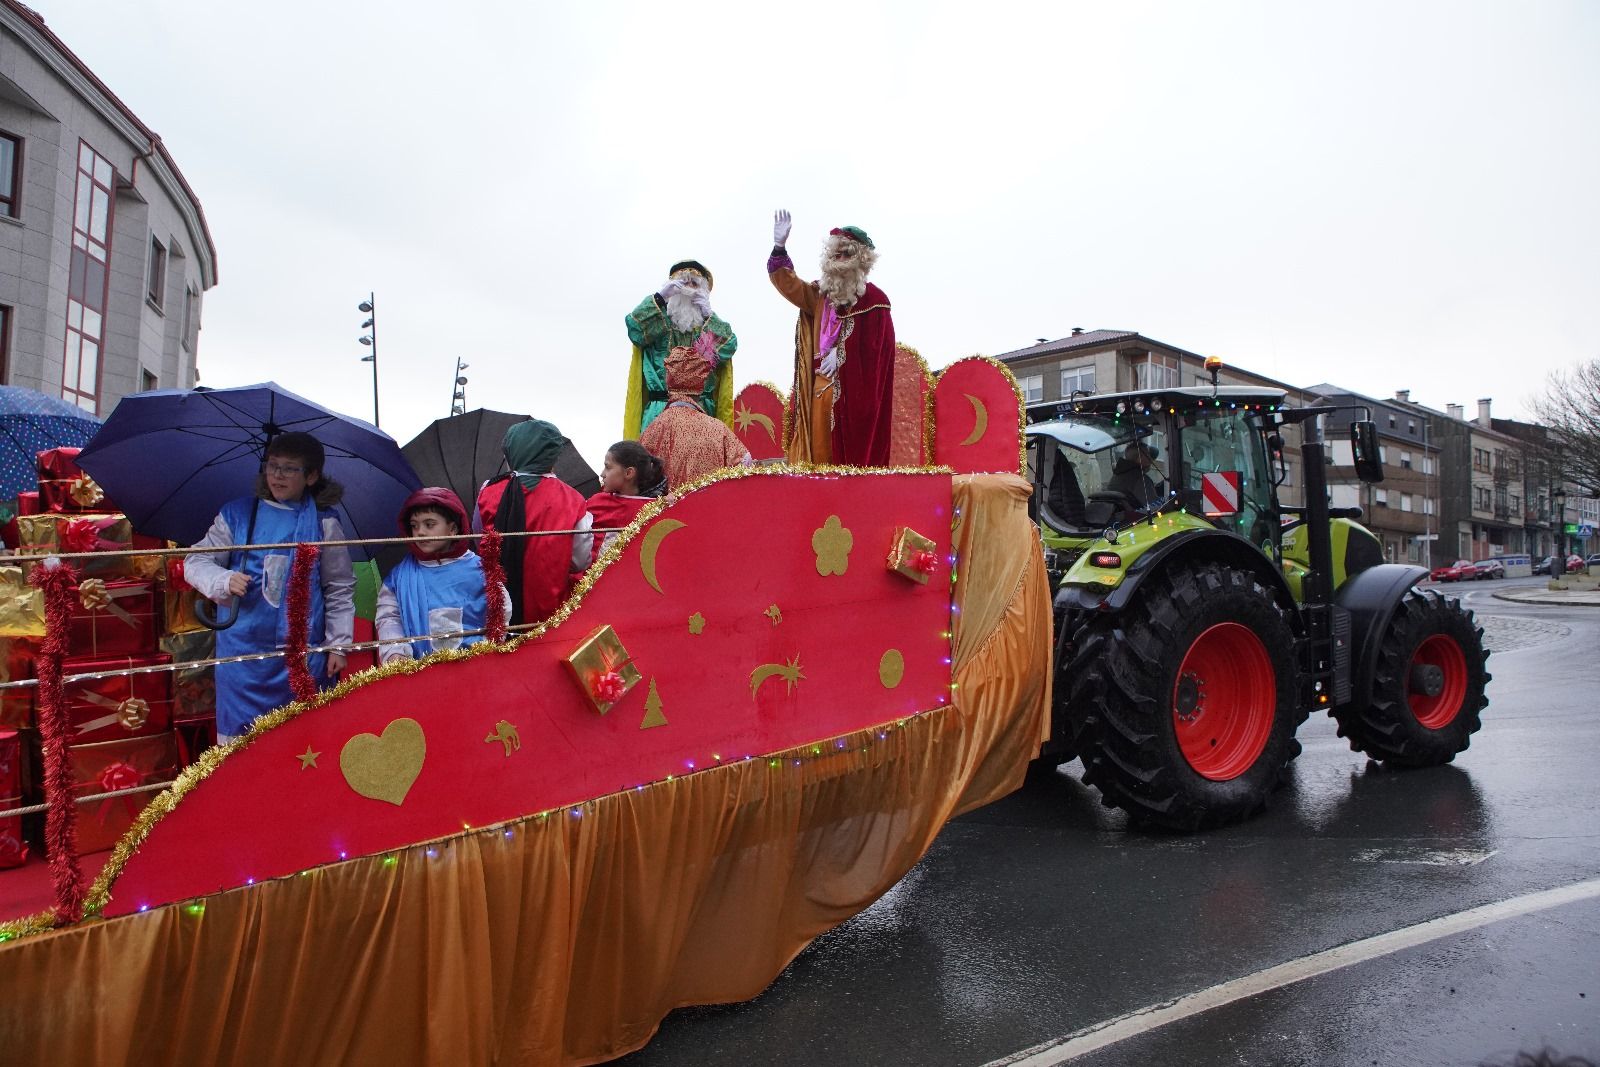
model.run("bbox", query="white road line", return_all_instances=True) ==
[985,876,1600,1066]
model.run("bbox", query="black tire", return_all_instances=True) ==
[1332,590,1490,766]
[1063,562,1305,831]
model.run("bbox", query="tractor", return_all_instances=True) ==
[1026,374,1491,830]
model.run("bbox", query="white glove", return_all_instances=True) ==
[657,279,681,302]
[773,208,792,248]
[818,348,840,378]
[691,288,712,317]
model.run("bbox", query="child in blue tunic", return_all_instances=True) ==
[185,433,356,743]
[375,487,509,665]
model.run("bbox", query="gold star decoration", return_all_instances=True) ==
[812,515,852,576]
[764,603,783,626]
[297,745,320,770]
[749,655,805,699]
[733,404,777,443]
[687,612,706,635]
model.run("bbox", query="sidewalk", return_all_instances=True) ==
[1492,576,1600,607]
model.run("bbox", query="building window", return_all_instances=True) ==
[147,237,167,309]
[63,140,115,414]
[1424,498,1434,515]
[1061,365,1096,397]
[1400,451,1412,469]
[1387,414,1397,428]
[1019,374,1043,403]
[1374,488,1388,507]
[1130,352,1178,390]
[140,368,157,392]
[1423,456,1434,475]
[1510,494,1521,513]
[0,131,20,218]
[1474,486,1492,510]
[0,304,10,382]
[1401,493,1413,512]
[1473,448,1490,472]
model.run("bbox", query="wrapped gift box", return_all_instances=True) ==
[562,624,640,715]
[37,447,115,514]
[0,637,37,729]
[0,565,46,638]
[15,513,162,579]
[0,728,20,797]
[63,653,174,745]
[160,630,215,722]
[174,716,216,766]
[69,578,159,657]
[162,554,209,635]
[0,795,25,868]
[16,490,41,516]
[68,731,179,854]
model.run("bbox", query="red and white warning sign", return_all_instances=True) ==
[1200,471,1242,516]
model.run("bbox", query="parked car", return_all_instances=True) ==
[1533,555,1552,575]
[1470,559,1505,580]
[1430,559,1476,582]
[1587,554,1600,570]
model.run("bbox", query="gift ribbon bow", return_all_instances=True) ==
[592,670,627,703]
[77,579,141,628]
[62,518,103,554]
[75,688,153,735]
[93,760,151,826]
[912,550,939,575]
[68,475,105,509]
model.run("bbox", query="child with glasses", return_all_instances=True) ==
[185,432,356,743]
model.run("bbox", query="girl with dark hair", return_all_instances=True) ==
[585,440,666,565]
[474,419,592,626]
[184,431,356,742]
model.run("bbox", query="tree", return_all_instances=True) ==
[1532,359,1600,495]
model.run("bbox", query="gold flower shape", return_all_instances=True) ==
[812,515,853,576]
[687,612,706,635]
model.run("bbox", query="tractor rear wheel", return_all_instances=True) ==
[1064,562,1304,831]
[1332,591,1490,766]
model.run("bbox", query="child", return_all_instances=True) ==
[376,488,510,664]
[585,441,665,564]
[474,419,592,626]
[185,432,355,743]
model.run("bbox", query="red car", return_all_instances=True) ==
[1429,559,1475,582]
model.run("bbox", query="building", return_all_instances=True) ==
[995,328,1323,504]
[0,0,216,413]
[1308,385,1441,566]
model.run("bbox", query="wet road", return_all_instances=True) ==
[620,577,1600,1066]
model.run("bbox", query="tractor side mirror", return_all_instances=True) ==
[1351,421,1384,483]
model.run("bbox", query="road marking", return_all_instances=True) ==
[1352,847,1498,866]
[985,876,1600,1066]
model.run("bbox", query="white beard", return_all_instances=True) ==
[665,288,706,332]
[818,262,869,307]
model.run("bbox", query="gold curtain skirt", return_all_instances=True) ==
[0,474,1050,1065]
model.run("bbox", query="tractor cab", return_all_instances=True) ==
[1026,385,1289,564]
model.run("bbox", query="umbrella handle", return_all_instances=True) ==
[195,596,239,631]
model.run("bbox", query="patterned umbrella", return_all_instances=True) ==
[0,385,101,500]
[76,383,421,561]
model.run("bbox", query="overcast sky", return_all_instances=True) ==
[37,0,1600,465]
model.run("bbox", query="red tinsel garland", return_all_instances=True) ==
[480,528,507,643]
[28,557,86,924]
[286,543,319,704]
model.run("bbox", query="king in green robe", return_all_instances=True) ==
[624,260,737,437]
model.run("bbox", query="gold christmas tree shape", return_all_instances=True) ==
[639,679,668,729]
[812,515,852,576]
[340,717,427,806]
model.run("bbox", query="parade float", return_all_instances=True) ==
[0,357,1050,1065]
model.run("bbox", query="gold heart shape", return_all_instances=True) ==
[339,717,426,806]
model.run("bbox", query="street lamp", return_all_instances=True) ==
[357,293,379,427]
[450,358,469,417]
[1553,485,1566,577]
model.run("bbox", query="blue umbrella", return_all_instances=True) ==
[76,383,421,560]
[0,386,101,500]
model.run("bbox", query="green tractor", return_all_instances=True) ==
[1027,379,1490,830]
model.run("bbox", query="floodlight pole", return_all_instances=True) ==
[358,292,380,427]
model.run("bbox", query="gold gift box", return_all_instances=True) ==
[562,624,640,715]
[14,513,159,580]
[0,566,45,638]
[886,526,939,585]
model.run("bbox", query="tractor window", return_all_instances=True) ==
[1028,418,1171,531]
[1179,411,1274,544]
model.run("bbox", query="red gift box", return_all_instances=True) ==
[38,446,114,514]
[15,491,41,517]
[63,653,174,745]
[69,578,159,657]
[0,795,25,868]
[174,716,216,766]
[0,637,36,729]
[68,731,179,854]
[0,728,20,797]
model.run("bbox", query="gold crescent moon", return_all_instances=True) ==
[960,393,989,446]
[639,518,686,594]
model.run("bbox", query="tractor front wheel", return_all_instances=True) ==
[1333,591,1490,766]
[1064,562,1304,831]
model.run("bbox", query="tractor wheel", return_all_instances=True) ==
[1332,591,1490,766]
[1064,562,1304,831]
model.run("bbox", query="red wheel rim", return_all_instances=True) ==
[1171,622,1276,781]
[1409,634,1468,728]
